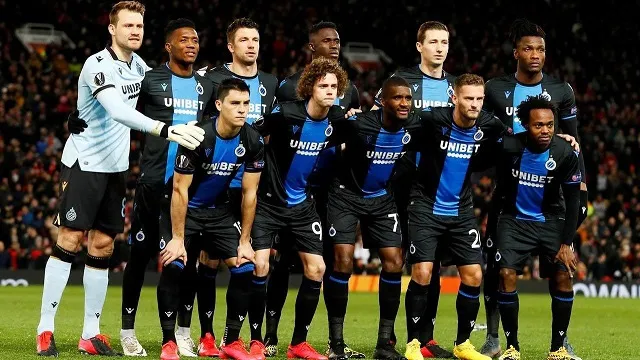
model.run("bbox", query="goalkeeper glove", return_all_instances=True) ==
[160,122,205,150]
[67,110,88,134]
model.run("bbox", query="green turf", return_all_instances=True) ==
[0,285,636,359]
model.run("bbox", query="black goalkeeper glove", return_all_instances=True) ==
[67,110,88,134]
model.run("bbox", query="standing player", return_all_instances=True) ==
[373,21,457,359]
[323,77,420,360]
[156,78,264,360]
[264,21,363,359]
[36,2,204,357]
[404,74,507,360]
[489,96,581,360]
[480,19,585,359]
[251,57,348,360]
[117,18,213,356]
[173,17,278,358]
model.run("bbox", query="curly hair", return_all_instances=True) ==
[296,58,348,100]
[516,94,557,125]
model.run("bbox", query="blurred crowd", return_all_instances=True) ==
[0,0,638,282]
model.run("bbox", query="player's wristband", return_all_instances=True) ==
[150,121,167,138]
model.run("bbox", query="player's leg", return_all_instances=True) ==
[420,255,453,358]
[250,202,281,358]
[37,161,99,356]
[448,216,490,360]
[120,183,161,356]
[264,240,293,356]
[157,232,200,360]
[195,253,221,357]
[494,217,535,360]
[78,169,127,356]
[287,200,328,360]
[204,207,255,360]
[323,189,359,360]
[173,242,202,358]
[480,239,502,358]
[404,202,441,360]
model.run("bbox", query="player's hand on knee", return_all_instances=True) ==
[556,134,580,152]
[67,110,88,134]
[236,240,255,266]
[166,123,205,150]
[555,244,577,278]
[160,238,187,266]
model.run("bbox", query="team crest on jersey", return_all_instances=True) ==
[235,144,246,157]
[402,132,411,144]
[195,82,204,95]
[545,157,557,170]
[136,62,144,76]
[325,124,333,137]
[541,89,551,101]
[259,83,267,96]
[447,84,454,97]
[473,128,484,141]
[94,72,106,86]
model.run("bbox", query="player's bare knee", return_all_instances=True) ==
[499,268,517,292]
[56,227,84,253]
[381,256,404,273]
[459,264,483,287]
[87,229,115,257]
[333,251,353,274]
[253,250,270,276]
[554,271,573,292]
[304,259,325,281]
[411,263,432,285]
[199,250,210,263]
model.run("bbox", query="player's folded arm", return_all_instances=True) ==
[559,153,582,245]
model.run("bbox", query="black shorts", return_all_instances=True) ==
[54,161,127,234]
[128,182,165,253]
[327,185,401,248]
[407,199,482,266]
[159,204,241,261]
[496,216,565,277]
[252,198,323,255]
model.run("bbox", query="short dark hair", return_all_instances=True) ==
[164,18,196,42]
[509,18,545,47]
[218,78,250,101]
[516,94,557,125]
[417,21,448,43]
[309,21,337,40]
[227,18,259,43]
[381,76,411,99]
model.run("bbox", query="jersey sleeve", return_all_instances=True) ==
[252,106,284,136]
[244,134,265,173]
[349,83,361,109]
[174,145,201,175]
[557,82,585,178]
[482,80,497,113]
[560,150,582,185]
[275,77,297,103]
[80,57,116,98]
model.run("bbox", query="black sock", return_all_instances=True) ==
[378,271,401,346]
[498,291,519,351]
[157,260,184,344]
[455,283,481,345]
[249,275,268,341]
[421,263,440,345]
[405,280,429,343]
[291,276,322,346]
[324,271,350,343]
[177,256,198,329]
[197,264,217,338]
[484,261,501,338]
[121,245,152,329]
[265,257,290,342]
[224,263,254,344]
[550,289,574,351]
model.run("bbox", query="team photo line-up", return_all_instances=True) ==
[34,1,588,360]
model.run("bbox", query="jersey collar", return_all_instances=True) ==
[106,46,134,69]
